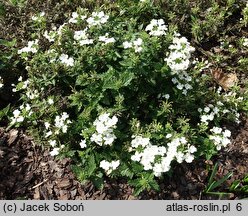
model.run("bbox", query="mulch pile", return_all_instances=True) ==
[0,119,248,200]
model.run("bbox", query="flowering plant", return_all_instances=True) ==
[9,1,245,195]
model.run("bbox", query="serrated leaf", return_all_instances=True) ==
[87,154,96,176]
[120,167,134,178]
[71,165,86,182]
[92,173,104,190]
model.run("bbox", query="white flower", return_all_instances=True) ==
[62,125,68,133]
[134,46,143,53]
[123,41,132,49]
[44,30,56,42]
[164,34,194,73]
[243,38,248,47]
[0,76,4,88]
[44,122,50,129]
[111,160,120,170]
[86,11,109,27]
[25,104,31,111]
[131,135,151,148]
[131,152,142,162]
[79,39,94,46]
[45,131,53,138]
[91,113,118,146]
[185,153,194,163]
[100,160,111,170]
[48,140,56,147]
[50,147,60,156]
[103,133,117,145]
[176,152,184,163]
[18,76,22,82]
[105,115,118,127]
[99,33,115,44]
[59,54,74,67]
[48,98,54,105]
[166,133,172,139]
[90,133,103,146]
[223,129,231,138]
[79,139,87,148]
[74,29,88,41]
[133,38,143,46]
[69,12,79,23]
[16,116,24,123]
[100,160,120,174]
[188,145,197,153]
[145,19,167,36]
[18,40,39,54]
[13,109,20,118]
[211,127,222,134]
[54,112,71,134]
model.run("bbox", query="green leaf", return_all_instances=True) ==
[120,166,134,178]
[0,104,10,121]
[206,163,219,190]
[87,154,97,176]
[209,172,233,191]
[119,71,135,87]
[0,39,16,47]
[71,165,87,182]
[92,172,104,190]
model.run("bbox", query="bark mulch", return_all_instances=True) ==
[0,119,248,200]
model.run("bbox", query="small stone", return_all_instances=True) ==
[8,129,18,145]
[57,179,71,189]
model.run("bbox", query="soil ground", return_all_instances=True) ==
[1,118,248,200]
[0,0,248,200]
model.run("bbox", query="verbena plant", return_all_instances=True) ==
[7,0,247,195]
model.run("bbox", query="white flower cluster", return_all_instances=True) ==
[18,40,39,54]
[79,139,87,149]
[59,54,74,67]
[100,160,120,175]
[99,33,116,44]
[130,135,197,177]
[49,142,65,156]
[198,104,220,125]
[10,104,32,125]
[164,34,195,74]
[54,112,72,134]
[171,71,193,95]
[45,112,71,138]
[145,19,167,36]
[243,38,248,47]
[86,11,109,27]
[31,11,45,22]
[74,29,94,46]
[123,38,143,53]
[69,12,87,24]
[44,28,57,42]
[221,91,242,124]
[157,93,170,100]
[26,88,39,99]
[44,113,71,156]
[0,76,3,89]
[12,77,40,99]
[90,113,118,146]
[209,127,231,150]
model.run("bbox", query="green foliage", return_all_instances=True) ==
[230,174,248,195]
[6,0,27,8]
[204,163,233,199]
[129,172,159,197]
[2,0,247,196]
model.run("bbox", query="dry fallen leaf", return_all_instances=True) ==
[211,68,238,91]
